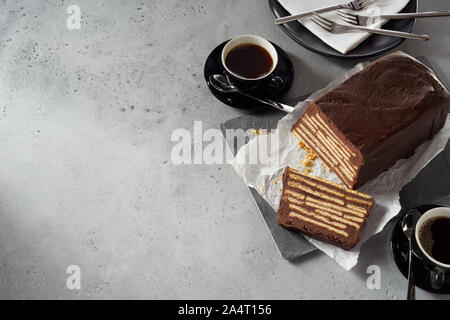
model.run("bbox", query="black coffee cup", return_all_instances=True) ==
[414,207,450,290]
[221,35,284,90]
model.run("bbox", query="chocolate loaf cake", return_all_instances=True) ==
[292,51,449,189]
[277,166,375,250]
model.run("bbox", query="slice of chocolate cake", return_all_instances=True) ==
[292,51,449,189]
[277,166,375,250]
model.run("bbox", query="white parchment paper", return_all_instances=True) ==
[231,57,450,270]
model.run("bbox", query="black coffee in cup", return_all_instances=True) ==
[221,35,279,84]
[418,216,450,265]
[225,44,273,79]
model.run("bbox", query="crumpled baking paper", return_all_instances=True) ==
[231,57,450,270]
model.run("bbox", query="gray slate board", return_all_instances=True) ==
[220,56,450,261]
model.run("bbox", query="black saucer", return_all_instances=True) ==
[391,204,450,294]
[204,40,294,109]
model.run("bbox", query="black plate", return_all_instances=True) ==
[391,204,450,294]
[269,0,418,58]
[204,40,294,109]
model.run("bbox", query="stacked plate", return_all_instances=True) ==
[269,0,418,58]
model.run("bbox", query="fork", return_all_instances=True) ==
[337,10,450,26]
[311,13,430,41]
[274,0,376,24]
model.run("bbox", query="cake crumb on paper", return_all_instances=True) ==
[250,129,266,136]
[298,139,317,173]
[273,176,282,185]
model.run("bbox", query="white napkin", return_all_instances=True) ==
[277,0,410,54]
[231,55,450,270]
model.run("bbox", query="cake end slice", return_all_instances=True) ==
[276,166,375,250]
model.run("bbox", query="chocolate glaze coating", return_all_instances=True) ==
[315,51,449,154]
[311,51,449,188]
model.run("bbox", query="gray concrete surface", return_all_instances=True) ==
[0,0,449,299]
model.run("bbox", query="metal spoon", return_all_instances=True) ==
[401,209,421,300]
[209,74,295,113]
